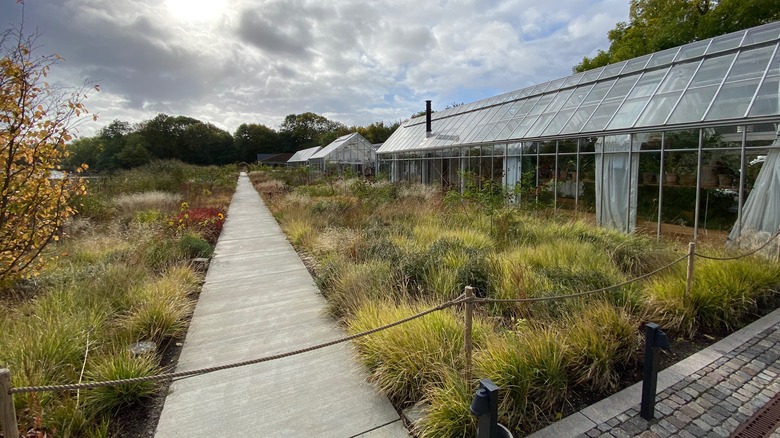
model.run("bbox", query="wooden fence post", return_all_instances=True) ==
[686,242,696,300]
[0,368,18,438]
[464,286,474,384]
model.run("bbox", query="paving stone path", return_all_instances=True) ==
[531,308,780,438]
[580,323,780,438]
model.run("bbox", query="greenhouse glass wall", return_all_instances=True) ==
[377,21,780,244]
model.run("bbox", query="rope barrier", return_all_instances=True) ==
[694,229,780,261]
[7,230,776,395]
[9,294,467,395]
[474,254,688,304]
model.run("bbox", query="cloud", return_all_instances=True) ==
[0,0,630,137]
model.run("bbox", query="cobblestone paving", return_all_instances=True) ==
[576,323,780,437]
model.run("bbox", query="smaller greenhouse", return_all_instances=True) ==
[287,146,322,167]
[309,133,377,177]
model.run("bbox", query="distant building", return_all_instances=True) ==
[256,153,294,167]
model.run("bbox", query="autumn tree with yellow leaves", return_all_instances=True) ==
[0,18,94,282]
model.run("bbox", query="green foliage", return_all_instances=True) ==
[81,350,159,415]
[415,369,477,438]
[565,302,639,391]
[575,0,780,72]
[349,300,491,403]
[178,232,213,258]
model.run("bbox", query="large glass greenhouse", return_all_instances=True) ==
[309,132,376,177]
[377,21,780,244]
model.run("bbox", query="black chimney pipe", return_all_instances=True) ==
[425,100,432,136]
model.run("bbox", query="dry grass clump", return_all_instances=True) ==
[643,256,780,336]
[118,269,197,343]
[112,191,181,215]
[349,299,493,403]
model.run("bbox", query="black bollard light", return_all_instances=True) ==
[470,379,513,438]
[640,322,670,420]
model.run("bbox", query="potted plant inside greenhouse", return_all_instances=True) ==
[640,155,660,185]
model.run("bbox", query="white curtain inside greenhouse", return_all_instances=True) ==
[729,130,780,246]
[596,135,640,233]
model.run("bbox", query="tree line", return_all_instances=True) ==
[65,112,400,172]
[575,0,780,72]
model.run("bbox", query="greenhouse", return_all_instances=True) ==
[309,132,377,177]
[376,21,780,244]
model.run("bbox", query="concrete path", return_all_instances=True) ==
[529,308,780,438]
[155,173,406,437]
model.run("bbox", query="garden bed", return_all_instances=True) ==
[250,168,780,437]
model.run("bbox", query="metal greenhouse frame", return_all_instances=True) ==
[377,21,780,244]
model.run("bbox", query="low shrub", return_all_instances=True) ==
[178,233,213,259]
[119,273,194,343]
[81,350,159,415]
[414,369,476,438]
[476,325,569,426]
[565,302,639,391]
[349,300,492,403]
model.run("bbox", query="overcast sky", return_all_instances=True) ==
[1,0,630,137]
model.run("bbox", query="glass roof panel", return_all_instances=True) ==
[452,111,486,138]
[544,89,574,113]
[706,32,744,55]
[546,78,567,92]
[472,122,498,143]
[525,113,557,137]
[666,84,719,124]
[508,113,542,138]
[493,92,513,104]
[748,76,780,117]
[601,75,641,103]
[561,105,598,134]
[562,71,585,88]
[635,91,683,126]
[765,44,779,76]
[705,78,762,120]
[646,47,680,68]
[517,86,535,98]
[513,95,541,117]
[495,118,522,141]
[561,83,595,109]
[627,69,668,98]
[675,40,710,62]
[531,82,551,95]
[486,103,512,123]
[526,94,556,116]
[581,80,616,104]
[687,54,736,88]
[581,101,622,132]
[483,123,507,142]
[606,97,651,130]
[600,61,628,80]
[743,22,780,46]
[623,55,652,74]
[542,109,575,136]
[725,46,775,82]
[499,100,526,120]
[580,67,604,84]
[657,61,700,93]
